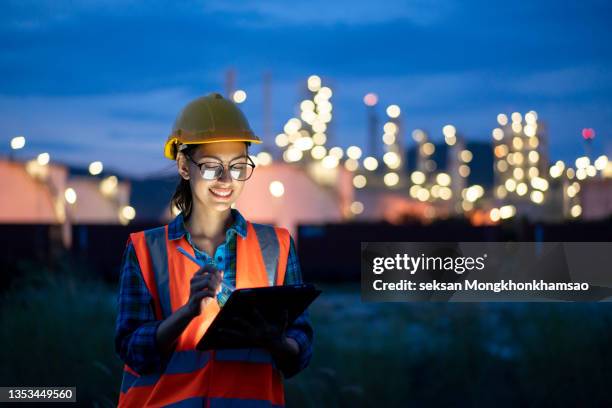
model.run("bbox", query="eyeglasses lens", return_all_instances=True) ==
[199,163,252,181]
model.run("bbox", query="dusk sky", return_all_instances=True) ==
[1,0,611,178]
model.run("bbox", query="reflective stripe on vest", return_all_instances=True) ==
[118,220,290,408]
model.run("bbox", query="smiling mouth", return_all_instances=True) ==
[209,188,233,199]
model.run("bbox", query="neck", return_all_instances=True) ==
[185,202,233,240]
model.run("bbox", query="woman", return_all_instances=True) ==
[115,93,314,407]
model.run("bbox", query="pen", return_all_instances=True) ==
[177,246,236,293]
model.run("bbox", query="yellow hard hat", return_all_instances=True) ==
[164,92,262,160]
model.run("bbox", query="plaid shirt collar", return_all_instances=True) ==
[167,208,248,241]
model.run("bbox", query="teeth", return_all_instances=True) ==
[210,188,232,197]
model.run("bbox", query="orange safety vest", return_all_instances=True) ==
[117,220,291,407]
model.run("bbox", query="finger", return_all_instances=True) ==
[197,289,216,299]
[207,274,221,288]
[191,277,211,290]
[203,276,223,291]
[208,274,224,292]
[212,269,224,281]
[192,273,211,283]
[194,264,217,276]
[192,279,212,292]
[194,289,215,300]
[193,268,207,277]
[193,267,213,278]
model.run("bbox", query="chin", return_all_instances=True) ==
[203,194,237,212]
[209,202,234,212]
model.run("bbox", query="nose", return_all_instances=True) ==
[217,165,233,184]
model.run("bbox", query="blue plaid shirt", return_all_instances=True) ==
[114,208,313,379]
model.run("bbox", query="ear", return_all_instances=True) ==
[177,153,190,180]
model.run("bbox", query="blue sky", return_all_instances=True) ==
[1,0,611,177]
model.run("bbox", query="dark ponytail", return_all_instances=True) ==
[170,142,251,219]
[170,144,197,219]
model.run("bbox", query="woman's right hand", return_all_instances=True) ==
[186,263,223,318]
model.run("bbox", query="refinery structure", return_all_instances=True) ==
[1,74,611,248]
[256,75,611,226]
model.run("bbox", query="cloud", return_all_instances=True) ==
[2,0,611,96]
[0,88,195,177]
[0,1,610,172]
[205,0,452,27]
[1,0,450,31]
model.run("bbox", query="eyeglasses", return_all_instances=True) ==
[185,154,256,181]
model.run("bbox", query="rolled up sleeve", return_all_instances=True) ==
[280,235,314,378]
[114,240,166,375]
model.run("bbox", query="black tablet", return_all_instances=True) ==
[196,283,321,351]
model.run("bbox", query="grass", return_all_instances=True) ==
[285,284,612,407]
[1,266,611,407]
[0,257,121,407]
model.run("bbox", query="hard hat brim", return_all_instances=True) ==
[164,135,262,160]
